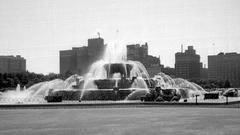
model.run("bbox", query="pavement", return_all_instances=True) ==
[0,99,240,109]
[0,107,239,135]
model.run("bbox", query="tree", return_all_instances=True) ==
[224,80,231,88]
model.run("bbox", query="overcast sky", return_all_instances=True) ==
[0,0,240,74]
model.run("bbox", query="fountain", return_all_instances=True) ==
[79,39,151,101]
[80,61,150,101]
[0,38,209,103]
[0,75,84,103]
[0,84,33,103]
[46,41,151,101]
[147,72,206,102]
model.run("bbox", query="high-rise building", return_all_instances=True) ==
[127,43,161,77]
[208,52,240,87]
[127,43,148,62]
[0,55,26,73]
[60,47,88,74]
[87,38,105,64]
[60,37,106,75]
[175,46,201,79]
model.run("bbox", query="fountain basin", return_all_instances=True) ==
[204,92,219,99]
[48,88,148,101]
[45,96,62,102]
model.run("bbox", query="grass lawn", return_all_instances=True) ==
[0,107,239,135]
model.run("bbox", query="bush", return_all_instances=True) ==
[0,71,62,89]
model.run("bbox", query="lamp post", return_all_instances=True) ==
[195,95,199,105]
[113,87,119,101]
[226,95,228,105]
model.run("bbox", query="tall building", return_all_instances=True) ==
[60,37,106,75]
[175,46,201,79]
[208,52,240,87]
[127,43,161,77]
[127,43,148,62]
[87,38,105,64]
[0,55,26,73]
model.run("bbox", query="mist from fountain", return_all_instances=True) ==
[153,72,206,99]
[0,35,207,103]
[0,74,83,103]
[81,41,150,100]
[16,84,21,92]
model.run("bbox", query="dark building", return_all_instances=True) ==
[208,52,240,87]
[60,37,106,75]
[0,55,26,73]
[127,43,148,63]
[175,46,201,79]
[87,38,105,64]
[127,43,161,77]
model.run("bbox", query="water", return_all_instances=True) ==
[0,74,83,103]
[81,41,150,100]
[16,84,21,92]
[0,39,207,103]
[153,72,206,99]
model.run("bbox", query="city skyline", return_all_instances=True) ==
[0,0,240,74]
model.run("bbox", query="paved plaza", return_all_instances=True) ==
[0,107,239,135]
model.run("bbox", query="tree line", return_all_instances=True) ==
[190,79,231,89]
[0,71,70,92]
[0,71,231,92]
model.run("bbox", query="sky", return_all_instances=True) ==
[0,0,240,74]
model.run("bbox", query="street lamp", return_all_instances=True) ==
[195,94,200,105]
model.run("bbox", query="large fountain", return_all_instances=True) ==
[0,40,208,103]
[80,61,150,100]
[52,41,151,101]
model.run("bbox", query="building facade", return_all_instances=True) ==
[127,43,161,77]
[175,46,201,79]
[60,37,106,75]
[127,43,148,63]
[87,38,105,64]
[0,55,26,73]
[208,52,240,87]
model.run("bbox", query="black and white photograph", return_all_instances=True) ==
[0,0,240,135]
